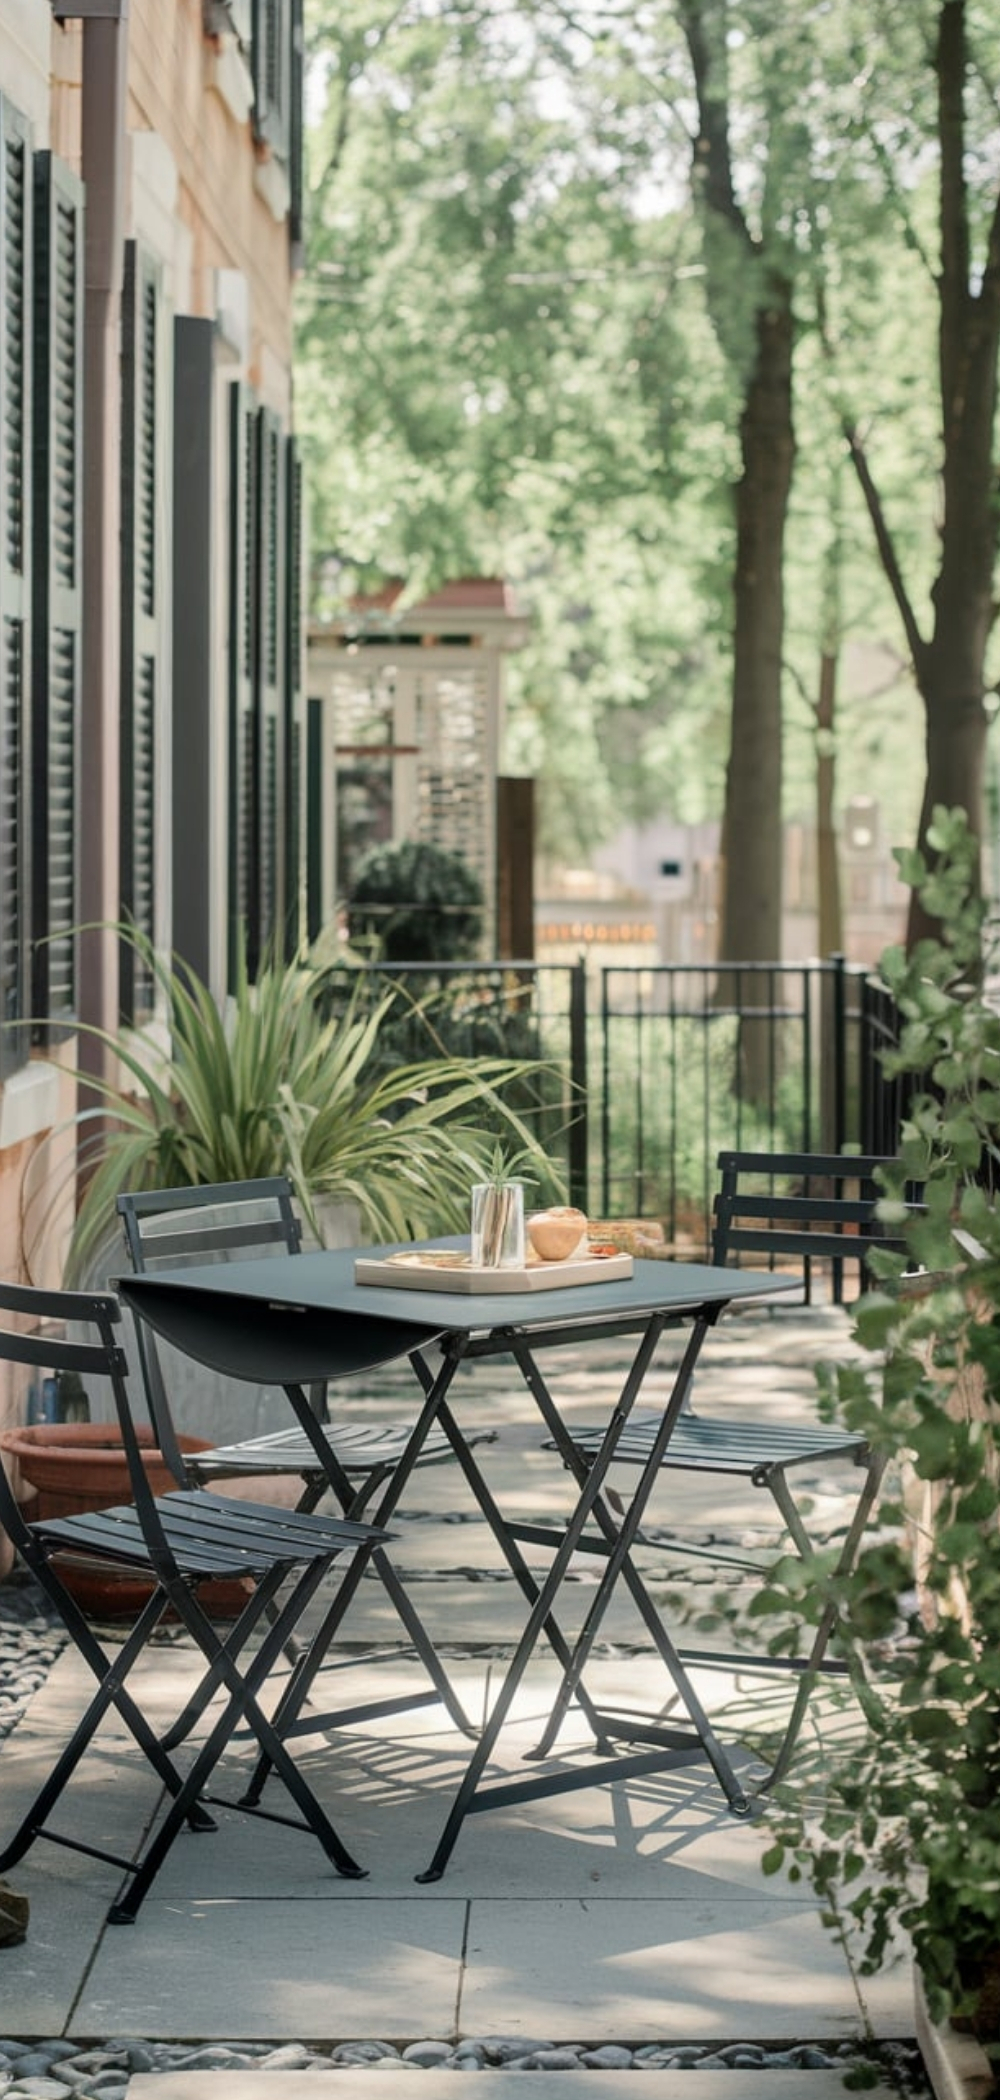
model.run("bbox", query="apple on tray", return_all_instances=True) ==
[526,1207,589,1262]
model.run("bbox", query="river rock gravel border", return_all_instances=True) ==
[0,2035,933,2098]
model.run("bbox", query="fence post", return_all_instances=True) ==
[830,953,847,1153]
[567,958,588,1210]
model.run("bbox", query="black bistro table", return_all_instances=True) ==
[118,1242,796,1880]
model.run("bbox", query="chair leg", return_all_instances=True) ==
[159,1575,288,1751]
[185,1468,329,1694]
[751,1449,889,1793]
[0,1581,216,1882]
[107,1556,368,1925]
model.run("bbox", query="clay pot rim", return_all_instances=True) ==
[1,1423,209,1458]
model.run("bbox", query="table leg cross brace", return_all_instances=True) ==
[416,1306,751,1885]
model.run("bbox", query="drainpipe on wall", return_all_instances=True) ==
[55,0,130,1067]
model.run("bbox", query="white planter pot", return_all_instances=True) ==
[308,1196,364,1250]
[83,1199,365,1449]
[914,1966,996,2100]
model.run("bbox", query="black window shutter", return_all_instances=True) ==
[120,240,164,1023]
[228,380,258,984]
[31,145,84,1039]
[251,0,291,159]
[255,404,285,959]
[0,99,32,1069]
[171,316,215,988]
[289,0,304,252]
[305,695,323,946]
[284,435,303,957]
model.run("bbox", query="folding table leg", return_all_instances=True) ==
[430,1392,613,1747]
[404,1351,614,1746]
[415,1315,732,1884]
[509,1320,752,1815]
[239,1347,474,1809]
[415,1425,642,1882]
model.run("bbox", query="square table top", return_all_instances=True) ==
[115,1242,798,1389]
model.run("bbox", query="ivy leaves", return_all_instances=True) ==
[759,808,1000,2036]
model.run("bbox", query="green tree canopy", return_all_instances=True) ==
[298,0,1000,939]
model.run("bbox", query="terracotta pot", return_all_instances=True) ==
[0,1422,253,1620]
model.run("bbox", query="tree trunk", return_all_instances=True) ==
[720,284,795,968]
[908,667,989,947]
[906,0,999,945]
[841,4,999,958]
[678,1,796,992]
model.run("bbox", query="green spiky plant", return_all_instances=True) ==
[24,926,567,1284]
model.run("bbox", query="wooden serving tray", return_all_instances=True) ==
[354,1247,634,1294]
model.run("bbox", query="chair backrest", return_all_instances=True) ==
[116,1177,304,1478]
[710,1150,922,1304]
[0,1280,174,1555]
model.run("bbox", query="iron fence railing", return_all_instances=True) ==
[323,954,894,1252]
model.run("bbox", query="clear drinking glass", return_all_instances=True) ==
[470,1181,526,1269]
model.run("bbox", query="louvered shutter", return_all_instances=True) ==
[0,101,32,1068]
[289,0,304,251]
[31,146,84,1038]
[120,240,166,1023]
[228,380,258,983]
[251,0,291,159]
[171,316,214,986]
[305,695,323,945]
[256,405,284,959]
[283,436,303,956]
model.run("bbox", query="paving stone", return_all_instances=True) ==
[124,2074,906,2100]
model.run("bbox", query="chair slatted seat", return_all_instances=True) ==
[188,1418,454,1479]
[597,1414,868,1476]
[36,1492,376,1571]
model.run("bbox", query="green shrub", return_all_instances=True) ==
[346,840,484,962]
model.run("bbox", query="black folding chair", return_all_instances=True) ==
[550,1151,923,1789]
[116,1178,482,1736]
[0,1280,387,1924]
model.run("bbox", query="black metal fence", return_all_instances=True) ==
[323,955,900,1253]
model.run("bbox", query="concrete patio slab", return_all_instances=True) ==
[0,1299,919,2073]
[128,2075,901,2100]
[0,1639,912,2047]
[459,1896,872,2042]
[76,1896,469,2039]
